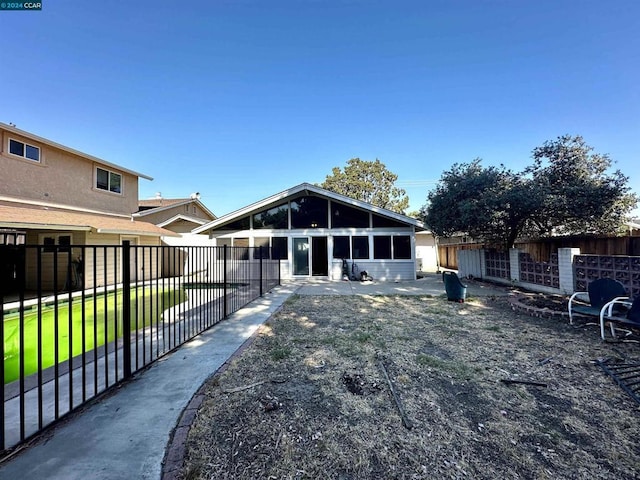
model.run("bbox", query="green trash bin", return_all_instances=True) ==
[443,271,467,303]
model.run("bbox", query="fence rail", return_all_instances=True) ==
[0,243,280,453]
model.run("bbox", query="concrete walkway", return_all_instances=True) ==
[0,283,298,480]
[0,274,511,479]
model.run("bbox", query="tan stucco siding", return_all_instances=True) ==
[137,204,214,229]
[1,129,138,215]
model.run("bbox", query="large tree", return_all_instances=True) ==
[319,158,409,213]
[421,160,541,249]
[422,136,637,249]
[525,135,637,237]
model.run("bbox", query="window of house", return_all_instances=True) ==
[233,238,250,260]
[372,214,407,228]
[253,203,289,229]
[0,230,26,245]
[393,235,412,259]
[253,237,270,259]
[222,216,250,231]
[41,234,72,253]
[9,138,40,162]
[216,238,231,260]
[291,196,328,228]
[352,236,369,259]
[331,202,369,228]
[374,236,392,259]
[333,236,350,259]
[271,237,288,260]
[96,167,122,194]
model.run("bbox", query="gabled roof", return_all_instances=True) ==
[135,197,216,220]
[192,183,425,233]
[0,202,179,237]
[157,214,209,228]
[0,122,152,181]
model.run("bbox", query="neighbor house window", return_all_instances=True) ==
[96,167,122,194]
[352,236,369,259]
[41,234,72,253]
[9,138,40,162]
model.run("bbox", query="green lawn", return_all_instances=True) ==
[3,287,185,384]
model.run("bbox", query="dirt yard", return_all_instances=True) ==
[178,293,640,480]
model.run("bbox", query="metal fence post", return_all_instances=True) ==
[122,241,132,379]
[259,246,263,297]
[223,244,228,318]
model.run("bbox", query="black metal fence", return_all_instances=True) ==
[0,243,280,453]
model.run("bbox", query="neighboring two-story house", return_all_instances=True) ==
[0,122,176,292]
[134,192,216,235]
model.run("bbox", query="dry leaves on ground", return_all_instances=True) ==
[180,294,640,480]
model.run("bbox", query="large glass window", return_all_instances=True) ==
[253,203,289,229]
[373,236,392,259]
[393,235,412,259]
[271,237,288,260]
[253,237,270,259]
[223,216,250,231]
[333,236,350,259]
[96,167,122,194]
[372,214,408,228]
[216,238,231,260]
[291,196,328,229]
[331,202,369,228]
[233,238,249,260]
[352,236,369,259]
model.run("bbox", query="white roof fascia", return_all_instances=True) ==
[193,182,425,233]
[134,198,216,219]
[157,214,208,228]
[0,122,153,181]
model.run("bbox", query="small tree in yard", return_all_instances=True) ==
[319,158,409,214]
[422,135,638,250]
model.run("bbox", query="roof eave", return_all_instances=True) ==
[0,122,153,181]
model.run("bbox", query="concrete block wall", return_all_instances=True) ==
[558,248,580,294]
[457,246,582,295]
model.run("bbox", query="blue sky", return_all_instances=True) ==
[2,0,639,216]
